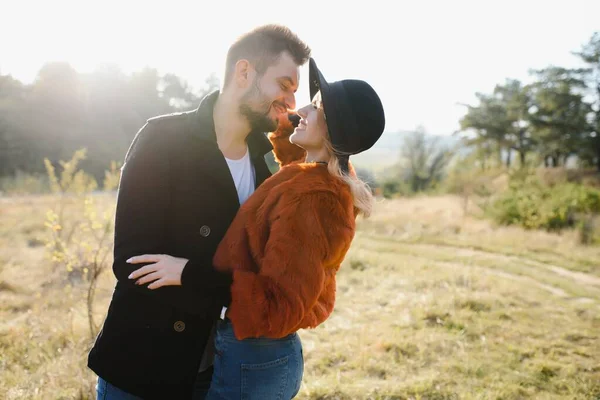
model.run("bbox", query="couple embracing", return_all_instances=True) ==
[88,24,385,400]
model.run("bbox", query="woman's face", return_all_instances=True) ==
[289,92,328,150]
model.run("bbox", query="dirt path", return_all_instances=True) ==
[358,236,599,303]
[400,240,600,289]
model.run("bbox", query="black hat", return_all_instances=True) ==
[309,57,385,172]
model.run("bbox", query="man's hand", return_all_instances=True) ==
[127,254,188,289]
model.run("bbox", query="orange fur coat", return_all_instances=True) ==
[212,113,357,340]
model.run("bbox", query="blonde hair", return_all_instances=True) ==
[313,91,374,217]
[323,139,374,218]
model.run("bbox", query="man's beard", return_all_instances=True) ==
[239,84,279,133]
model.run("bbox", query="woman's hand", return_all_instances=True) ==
[127,254,188,289]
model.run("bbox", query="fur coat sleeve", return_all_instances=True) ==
[267,111,306,167]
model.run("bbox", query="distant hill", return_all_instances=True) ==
[350,130,464,174]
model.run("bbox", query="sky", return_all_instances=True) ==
[1,0,599,136]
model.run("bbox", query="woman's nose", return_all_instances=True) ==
[297,104,310,118]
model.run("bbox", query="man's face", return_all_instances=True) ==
[239,51,299,133]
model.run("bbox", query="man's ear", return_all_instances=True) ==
[234,59,254,88]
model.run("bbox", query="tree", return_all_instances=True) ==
[495,80,535,167]
[160,72,220,110]
[458,79,534,169]
[0,74,25,99]
[160,74,200,110]
[459,92,510,168]
[0,75,28,175]
[401,126,453,192]
[0,66,222,181]
[574,32,600,170]
[528,67,592,167]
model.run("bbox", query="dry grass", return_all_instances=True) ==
[1,194,599,399]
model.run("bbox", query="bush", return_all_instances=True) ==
[0,171,50,195]
[381,179,400,199]
[43,148,121,338]
[380,178,417,199]
[578,214,600,245]
[489,173,600,231]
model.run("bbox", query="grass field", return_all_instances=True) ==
[1,193,599,399]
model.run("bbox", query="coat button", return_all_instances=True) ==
[199,225,211,237]
[174,321,186,332]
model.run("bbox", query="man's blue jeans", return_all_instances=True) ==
[96,378,143,400]
[96,366,213,400]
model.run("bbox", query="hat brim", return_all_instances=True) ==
[309,58,350,154]
[309,58,329,102]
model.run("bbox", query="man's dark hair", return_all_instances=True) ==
[223,24,311,88]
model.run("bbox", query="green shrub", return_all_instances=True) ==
[382,179,402,199]
[489,175,600,231]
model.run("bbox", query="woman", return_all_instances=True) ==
[204,58,386,399]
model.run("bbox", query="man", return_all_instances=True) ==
[88,24,311,399]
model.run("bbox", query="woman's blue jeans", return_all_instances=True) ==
[205,318,304,400]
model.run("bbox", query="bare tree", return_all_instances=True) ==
[402,126,453,192]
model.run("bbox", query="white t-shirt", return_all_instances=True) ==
[220,146,255,322]
[224,146,256,206]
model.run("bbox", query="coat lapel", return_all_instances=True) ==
[187,91,239,208]
[253,154,272,189]
[188,90,274,206]
[247,127,274,188]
